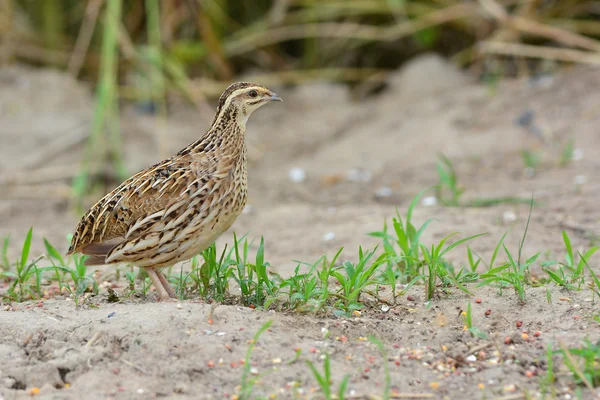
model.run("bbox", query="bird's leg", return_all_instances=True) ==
[145,269,173,301]
[156,270,177,299]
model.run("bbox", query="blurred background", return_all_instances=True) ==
[0,0,600,268]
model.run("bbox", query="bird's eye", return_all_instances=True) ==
[248,90,258,98]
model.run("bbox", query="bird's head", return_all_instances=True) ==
[216,82,282,123]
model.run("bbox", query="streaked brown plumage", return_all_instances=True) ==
[66,82,282,300]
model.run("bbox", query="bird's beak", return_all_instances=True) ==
[269,92,283,102]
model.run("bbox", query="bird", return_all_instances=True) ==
[66,82,282,301]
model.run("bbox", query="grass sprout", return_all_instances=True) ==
[306,352,349,400]
[239,320,273,399]
[478,198,537,304]
[560,339,600,389]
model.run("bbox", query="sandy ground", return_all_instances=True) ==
[1,55,600,399]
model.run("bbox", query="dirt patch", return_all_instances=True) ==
[1,56,600,399]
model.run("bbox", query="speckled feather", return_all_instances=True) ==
[67,82,277,269]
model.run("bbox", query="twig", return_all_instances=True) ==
[478,0,600,52]
[9,123,89,171]
[0,165,78,186]
[68,0,103,77]
[85,331,104,347]
[559,340,600,398]
[479,41,600,65]
[118,23,213,115]
[366,394,434,399]
[491,394,526,400]
[225,4,478,57]
[11,42,70,66]
[120,358,149,375]
[465,341,493,357]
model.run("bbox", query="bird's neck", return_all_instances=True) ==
[179,105,247,158]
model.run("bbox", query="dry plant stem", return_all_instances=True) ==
[116,22,212,115]
[0,0,13,64]
[225,3,478,57]
[11,124,89,170]
[479,41,600,65]
[193,3,233,80]
[365,394,434,399]
[68,0,103,77]
[11,42,70,66]
[0,165,78,186]
[478,0,600,52]
[558,340,600,398]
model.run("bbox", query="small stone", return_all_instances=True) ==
[572,148,584,161]
[381,305,390,312]
[137,388,145,394]
[503,384,517,393]
[465,355,477,363]
[376,187,393,198]
[288,168,306,183]
[174,383,186,394]
[322,232,336,242]
[250,367,259,375]
[421,196,437,207]
[502,210,517,224]
[574,175,586,185]
[176,304,183,309]
[346,168,371,183]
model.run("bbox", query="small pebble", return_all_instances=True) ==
[421,196,437,207]
[322,232,336,242]
[516,320,523,328]
[465,355,477,363]
[346,168,372,183]
[502,210,517,224]
[381,305,390,312]
[376,187,393,198]
[137,388,145,394]
[288,168,306,183]
[250,367,259,375]
[572,148,584,161]
[574,175,586,185]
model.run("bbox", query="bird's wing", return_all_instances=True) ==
[67,152,237,264]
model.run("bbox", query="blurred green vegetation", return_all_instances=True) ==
[1,0,599,201]
[2,0,600,94]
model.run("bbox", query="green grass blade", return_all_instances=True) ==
[20,227,33,271]
[44,238,65,266]
[562,230,574,267]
